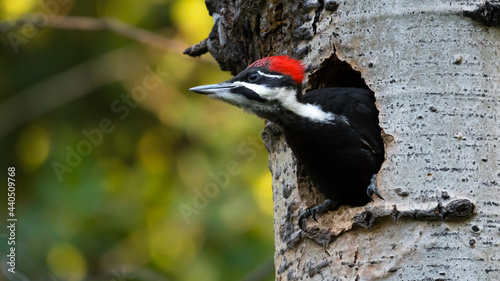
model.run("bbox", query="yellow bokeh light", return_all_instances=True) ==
[1,0,37,19]
[138,129,170,174]
[171,0,214,43]
[147,214,201,271]
[46,243,87,281]
[17,125,50,170]
[252,172,274,216]
[100,158,127,193]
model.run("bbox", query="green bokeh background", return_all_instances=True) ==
[0,1,274,280]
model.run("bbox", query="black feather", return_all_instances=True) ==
[280,87,384,206]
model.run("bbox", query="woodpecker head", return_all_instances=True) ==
[190,56,305,112]
[190,56,334,124]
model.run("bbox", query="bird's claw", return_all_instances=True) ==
[298,199,337,230]
[367,174,384,200]
[311,211,318,222]
[298,209,314,230]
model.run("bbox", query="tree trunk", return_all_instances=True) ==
[186,0,500,280]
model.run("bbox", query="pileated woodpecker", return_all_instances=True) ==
[190,56,384,229]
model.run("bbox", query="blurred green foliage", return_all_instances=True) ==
[0,1,274,280]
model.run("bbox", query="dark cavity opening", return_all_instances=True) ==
[306,54,386,206]
[307,55,370,90]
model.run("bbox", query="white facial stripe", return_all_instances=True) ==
[257,71,282,79]
[210,88,247,103]
[208,86,274,113]
[222,82,338,123]
[268,87,334,122]
[232,81,275,98]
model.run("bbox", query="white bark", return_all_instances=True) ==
[265,1,500,280]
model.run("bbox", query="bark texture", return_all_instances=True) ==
[187,0,500,280]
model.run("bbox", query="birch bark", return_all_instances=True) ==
[187,1,500,280]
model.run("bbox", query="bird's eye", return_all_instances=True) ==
[248,73,259,81]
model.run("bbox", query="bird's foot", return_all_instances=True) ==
[299,199,338,230]
[367,174,384,201]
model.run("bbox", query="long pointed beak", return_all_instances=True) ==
[189,83,236,95]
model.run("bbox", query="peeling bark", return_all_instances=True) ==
[464,1,500,26]
[189,0,500,280]
[183,38,208,57]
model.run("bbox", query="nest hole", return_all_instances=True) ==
[306,55,386,207]
[307,56,370,90]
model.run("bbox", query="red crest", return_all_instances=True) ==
[248,56,305,84]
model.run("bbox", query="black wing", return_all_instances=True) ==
[303,87,384,155]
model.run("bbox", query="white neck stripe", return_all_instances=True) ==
[287,101,336,123]
[236,83,335,123]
